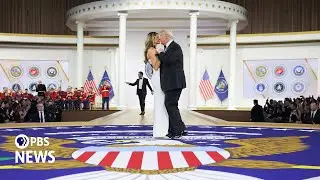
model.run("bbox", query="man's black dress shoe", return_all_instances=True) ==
[182,131,188,136]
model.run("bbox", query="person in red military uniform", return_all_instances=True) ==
[10,89,16,99]
[99,81,111,110]
[73,88,81,110]
[79,87,87,109]
[66,87,74,110]
[22,89,29,99]
[87,87,96,110]
[0,89,4,101]
[3,88,10,101]
[49,88,58,101]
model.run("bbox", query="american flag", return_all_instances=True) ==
[199,69,214,101]
[84,70,99,94]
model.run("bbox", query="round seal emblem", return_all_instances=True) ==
[255,66,268,78]
[47,83,57,90]
[11,82,23,92]
[9,65,23,78]
[293,65,305,77]
[46,66,58,78]
[145,63,153,79]
[292,81,306,94]
[28,66,41,78]
[255,82,268,94]
[215,78,228,94]
[273,65,286,77]
[273,81,286,94]
[29,82,37,92]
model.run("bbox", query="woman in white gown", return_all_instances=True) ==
[144,32,169,138]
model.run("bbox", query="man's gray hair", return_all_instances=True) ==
[159,30,174,39]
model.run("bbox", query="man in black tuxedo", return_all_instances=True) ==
[36,80,47,97]
[126,72,153,115]
[251,99,264,122]
[157,30,187,138]
[310,102,320,124]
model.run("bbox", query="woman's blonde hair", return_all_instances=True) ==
[144,32,158,63]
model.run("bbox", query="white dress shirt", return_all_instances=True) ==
[165,39,173,52]
[138,78,143,89]
[39,111,45,123]
[311,110,317,119]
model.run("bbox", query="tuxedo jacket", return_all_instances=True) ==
[30,111,48,122]
[251,104,264,122]
[129,78,153,96]
[158,41,186,92]
[311,110,320,124]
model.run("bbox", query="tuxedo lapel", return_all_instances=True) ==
[164,41,174,53]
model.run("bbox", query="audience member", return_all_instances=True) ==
[251,99,264,122]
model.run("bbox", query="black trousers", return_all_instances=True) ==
[164,89,186,135]
[137,92,146,113]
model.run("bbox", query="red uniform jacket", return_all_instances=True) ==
[22,92,29,99]
[60,91,67,100]
[73,91,79,100]
[80,91,87,101]
[100,85,110,98]
[49,91,58,100]
[66,92,73,100]
[88,92,96,103]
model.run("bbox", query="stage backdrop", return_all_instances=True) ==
[243,58,318,99]
[0,60,69,94]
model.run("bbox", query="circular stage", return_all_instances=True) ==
[0,124,319,179]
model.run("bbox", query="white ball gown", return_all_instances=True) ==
[147,61,169,138]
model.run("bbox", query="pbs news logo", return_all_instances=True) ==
[15,134,55,163]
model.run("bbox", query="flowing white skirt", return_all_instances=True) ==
[151,69,169,137]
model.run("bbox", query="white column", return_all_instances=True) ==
[118,12,128,108]
[188,11,199,110]
[228,20,238,110]
[76,21,84,88]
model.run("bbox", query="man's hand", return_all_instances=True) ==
[151,91,154,95]
[156,44,164,53]
[125,82,130,85]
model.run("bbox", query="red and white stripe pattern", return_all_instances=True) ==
[83,71,99,94]
[72,148,230,170]
[199,69,214,101]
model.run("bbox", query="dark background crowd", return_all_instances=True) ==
[251,96,320,124]
[0,85,96,123]
[0,95,63,123]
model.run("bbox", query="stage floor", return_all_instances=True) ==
[0,110,319,180]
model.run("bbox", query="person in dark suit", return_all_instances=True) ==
[126,72,153,115]
[30,103,47,123]
[251,99,265,122]
[36,80,47,97]
[156,30,187,138]
[310,102,320,124]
